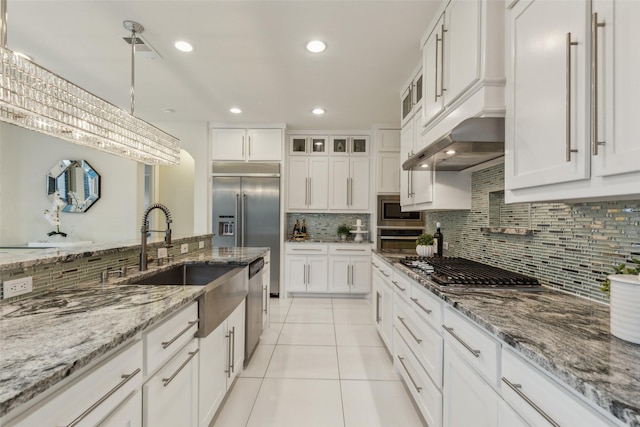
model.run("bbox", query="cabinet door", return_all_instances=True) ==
[287,158,309,210]
[144,340,199,427]
[423,13,446,125]
[400,121,414,207]
[247,129,282,161]
[497,399,530,427]
[99,390,142,427]
[309,136,328,155]
[330,136,349,155]
[375,129,401,151]
[198,323,226,427]
[444,0,481,106]
[286,256,307,292]
[377,152,400,194]
[308,158,328,210]
[307,256,328,292]
[409,113,433,205]
[328,158,350,210]
[329,256,350,293]
[350,136,369,155]
[211,129,246,161]
[350,257,371,293]
[227,300,245,385]
[592,0,640,177]
[506,0,590,190]
[290,136,308,155]
[443,343,498,427]
[349,158,370,210]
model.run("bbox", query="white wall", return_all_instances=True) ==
[0,124,142,245]
[158,149,195,237]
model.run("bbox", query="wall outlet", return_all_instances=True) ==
[199,241,204,249]
[157,247,168,259]
[443,242,449,251]
[181,243,189,254]
[3,276,33,299]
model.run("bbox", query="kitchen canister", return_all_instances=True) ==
[608,274,640,345]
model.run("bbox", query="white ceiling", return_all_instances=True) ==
[7,1,440,130]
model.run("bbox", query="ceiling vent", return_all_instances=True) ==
[123,35,162,60]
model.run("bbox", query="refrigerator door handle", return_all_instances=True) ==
[242,194,247,247]
[235,194,240,247]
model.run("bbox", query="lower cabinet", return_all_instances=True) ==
[100,390,142,427]
[328,245,371,293]
[143,339,199,427]
[286,255,329,292]
[371,263,393,349]
[198,300,245,427]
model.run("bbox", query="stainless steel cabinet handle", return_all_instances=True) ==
[410,297,432,315]
[291,248,323,252]
[392,281,406,292]
[398,316,422,343]
[565,32,579,162]
[443,325,480,357]
[242,136,245,157]
[336,248,367,252]
[381,271,390,278]
[350,177,354,206]
[230,326,235,373]
[376,291,381,323]
[372,262,379,268]
[248,135,251,157]
[162,349,199,387]
[305,177,308,206]
[396,355,422,392]
[161,319,199,349]
[308,177,312,206]
[434,31,441,101]
[591,13,606,156]
[502,377,560,427]
[263,285,268,314]
[65,368,141,427]
[307,264,311,285]
[440,24,447,97]
[346,177,350,206]
[225,331,232,377]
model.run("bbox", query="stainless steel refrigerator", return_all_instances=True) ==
[212,162,280,295]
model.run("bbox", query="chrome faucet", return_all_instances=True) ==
[140,203,172,271]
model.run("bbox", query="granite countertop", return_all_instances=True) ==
[377,254,640,427]
[0,247,268,418]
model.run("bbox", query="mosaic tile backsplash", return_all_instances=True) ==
[286,213,371,241]
[424,163,640,303]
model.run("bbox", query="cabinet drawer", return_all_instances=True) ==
[329,244,371,256]
[442,307,500,388]
[285,243,328,255]
[391,272,411,303]
[394,328,442,427]
[8,341,143,427]
[394,300,443,388]
[501,349,619,427]
[144,302,198,375]
[409,284,443,332]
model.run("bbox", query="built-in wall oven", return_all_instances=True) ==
[377,195,424,251]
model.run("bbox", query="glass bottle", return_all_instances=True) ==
[434,222,444,257]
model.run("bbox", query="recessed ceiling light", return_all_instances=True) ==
[230,107,242,114]
[420,164,429,168]
[312,108,325,115]
[163,108,175,114]
[306,40,326,53]
[445,149,456,155]
[174,41,193,52]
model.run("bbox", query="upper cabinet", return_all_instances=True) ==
[375,129,401,194]
[421,0,505,132]
[401,67,423,127]
[210,128,283,161]
[329,136,369,156]
[289,136,328,156]
[504,0,640,203]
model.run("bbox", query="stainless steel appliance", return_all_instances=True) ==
[377,195,424,251]
[399,256,541,291]
[245,257,264,363]
[212,162,280,295]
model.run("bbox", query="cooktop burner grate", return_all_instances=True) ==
[400,256,540,288]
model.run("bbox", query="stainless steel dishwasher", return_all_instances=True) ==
[245,257,264,364]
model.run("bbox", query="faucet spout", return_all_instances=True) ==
[140,203,173,271]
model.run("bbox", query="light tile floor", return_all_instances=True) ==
[211,296,426,427]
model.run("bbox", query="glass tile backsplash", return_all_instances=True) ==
[286,213,371,241]
[424,163,640,303]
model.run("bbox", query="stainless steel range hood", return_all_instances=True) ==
[402,117,504,171]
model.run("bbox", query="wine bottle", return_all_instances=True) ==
[293,219,300,237]
[301,219,307,234]
[434,222,444,257]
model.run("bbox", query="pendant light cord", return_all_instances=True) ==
[1,0,7,49]
[130,26,136,115]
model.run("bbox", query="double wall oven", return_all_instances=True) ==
[377,195,424,251]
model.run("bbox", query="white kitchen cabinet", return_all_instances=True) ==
[210,128,282,161]
[99,390,142,427]
[401,67,423,127]
[143,339,199,427]
[443,342,499,427]
[329,136,369,155]
[497,398,530,427]
[505,0,640,203]
[287,157,328,210]
[401,109,434,209]
[328,244,371,293]
[371,254,394,350]
[422,12,446,124]
[375,128,401,151]
[289,135,328,155]
[328,157,370,211]
[285,244,329,294]
[377,151,400,194]
[5,341,143,427]
[198,300,245,427]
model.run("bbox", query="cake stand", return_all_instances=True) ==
[349,223,368,242]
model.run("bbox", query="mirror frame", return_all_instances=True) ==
[47,160,101,213]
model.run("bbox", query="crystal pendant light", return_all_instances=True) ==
[0,1,180,165]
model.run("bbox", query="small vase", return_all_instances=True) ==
[340,234,347,241]
[416,245,432,257]
[609,274,640,344]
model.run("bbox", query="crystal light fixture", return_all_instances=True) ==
[0,1,180,165]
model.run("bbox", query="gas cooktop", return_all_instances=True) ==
[400,256,541,291]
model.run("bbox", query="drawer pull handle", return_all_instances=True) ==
[398,316,422,343]
[502,377,560,427]
[381,271,390,277]
[410,297,432,315]
[162,319,199,349]
[396,355,422,393]
[392,281,406,292]
[162,349,199,387]
[65,368,141,427]
[443,325,480,357]
[291,248,323,252]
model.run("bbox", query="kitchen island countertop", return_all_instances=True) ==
[376,252,640,427]
[0,247,268,418]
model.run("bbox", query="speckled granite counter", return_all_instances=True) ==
[0,247,268,418]
[376,253,640,426]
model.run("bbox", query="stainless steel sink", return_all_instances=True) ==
[132,263,247,337]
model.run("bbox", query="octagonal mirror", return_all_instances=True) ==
[47,160,101,213]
